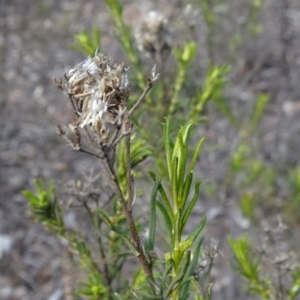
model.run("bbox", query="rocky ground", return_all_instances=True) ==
[1,0,300,299]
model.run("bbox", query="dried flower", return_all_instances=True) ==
[204,239,221,260]
[64,53,130,135]
[57,53,157,169]
[55,53,132,168]
[135,11,172,61]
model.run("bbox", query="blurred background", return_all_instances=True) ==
[1,0,300,299]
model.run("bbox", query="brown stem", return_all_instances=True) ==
[100,157,153,278]
[128,79,153,117]
[125,134,134,210]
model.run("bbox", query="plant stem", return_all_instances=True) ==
[100,157,153,279]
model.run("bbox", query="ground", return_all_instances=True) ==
[1,0,300,299]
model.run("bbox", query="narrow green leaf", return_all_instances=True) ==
[147,179,161,251]
[228,235,261,280]
[34,179,46,195]
[179,216,206,252]
[180,237,204,296]
[121,236,140,256]
[164,120,173,179]
[189,138,205,172]
[164,251,191,298]
[250,93,270,133]
[181,172,193,208]
[182,181,202,230]
[22,190,40,205]
[181,123,193,145]
[130,138,151,168]
[172,130,181,162]
[177,133,187,198]
[114,293,125,300]
[172,157,179,204]
[160,262,172,292]
[181,42,197,64]
[174,208,182,246]
[172,124,191,164]
[96,209,114,229]
[289,267,300,300]
[156,201,174,246]
[158,182,174,222]
[179,293,190,300]
[149,171,173,221]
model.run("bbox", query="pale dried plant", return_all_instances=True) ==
[135,11,172,62]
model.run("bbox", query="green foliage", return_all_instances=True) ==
[22,180,64,233]
[289,267,300,300]
[169,42,197,116]
[22,181,114,299]
[249,93,270,133]
[149,121,206,299]
[228,235,271,299]
[229,234,300,300]
[76,272,109,299]
[286,168,300,219]
[23,121,207,299]
[101,0,231,181]
[72,26,101,56]
[116,136,152,194]
[239,193,256,220]
[219,91,280,222]
[190,65,232,124]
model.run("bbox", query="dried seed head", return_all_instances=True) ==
[63,53,130,137]
[58,52,158,168]
[135,11,172,61]
[204,239,220,260]
[57,53,133,167]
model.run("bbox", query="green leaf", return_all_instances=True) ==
[165,251,191,298]
[289,267,300,300]
[96,209,114,229]
[181,181,202,230]
[180,237,204,296]
[156,201,174,246]
[228,235,261,280]
[179,216,206,252]
[172,157,179,204]
[249,93,270,133]
[147,179,161,251]
[114,293,126,300]
[121,236,140,257]
[130,137,152,168]
[72,26,101,56]
[189,138,205,172]
[181,172,193,208]
[177,132,187,191]
[181,42,197,64]
[172,124,192,163]
[157,181,174,222]
[173,125,193,202]
[34,179,46,195]
[22,190,40,205]
[160,262,172,292]
[164,120,173,179]
[179,293,190,300]
[149,171,173,221]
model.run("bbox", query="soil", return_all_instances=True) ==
[1,0,300,299]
